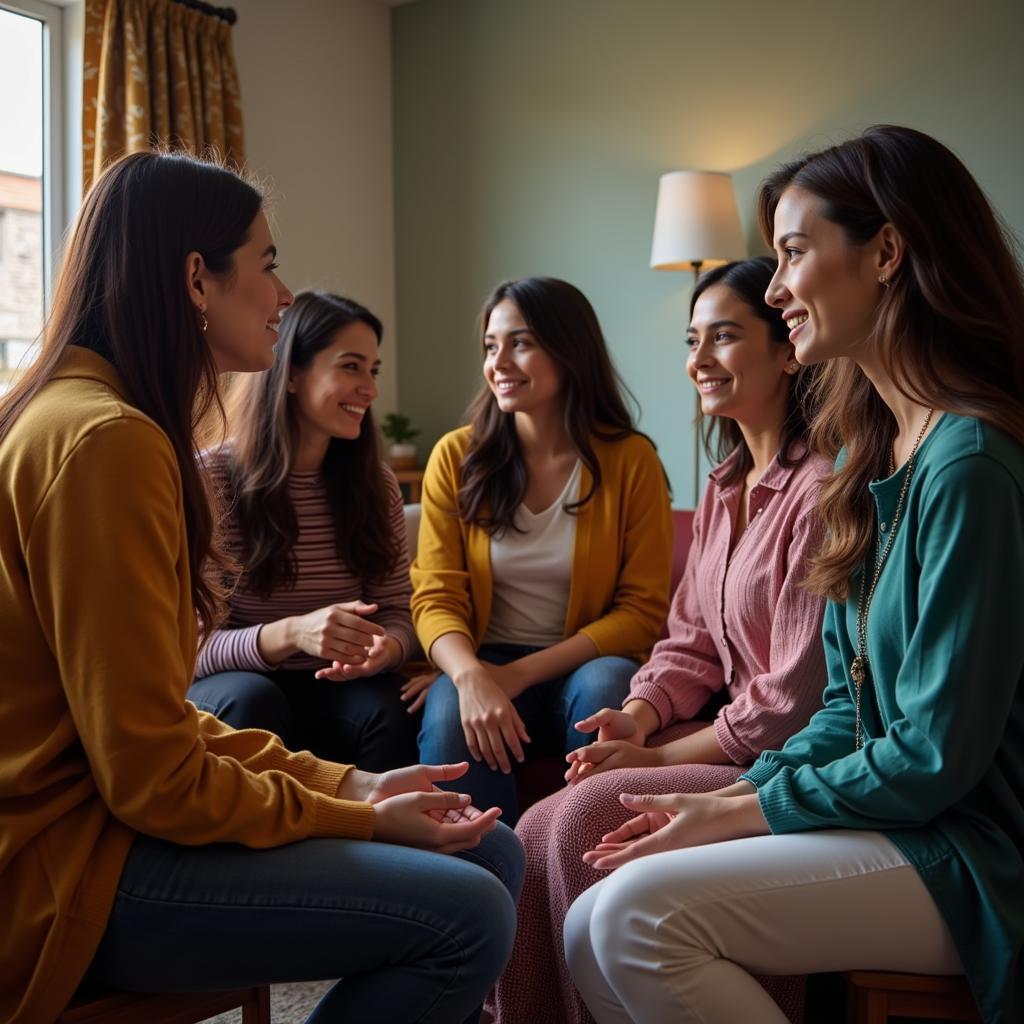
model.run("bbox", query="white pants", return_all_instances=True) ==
[563,830,963,1024]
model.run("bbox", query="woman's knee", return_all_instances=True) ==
[564,656,637,712]
[459,821,526,901]
[454,861,518,977]
[555,772,630,852]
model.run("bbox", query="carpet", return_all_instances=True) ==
[204,980,334,1024]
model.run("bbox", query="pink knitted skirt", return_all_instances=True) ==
[491,728,805,1024]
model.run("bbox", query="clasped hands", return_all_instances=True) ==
[564,707,661,783]
[343,761,502,854]
[277,600,402,681]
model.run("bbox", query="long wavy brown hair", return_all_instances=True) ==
[459,277,656,535]
[758,125,1024,600]
[0,150,263,631]
[690,257,816,488]
[221,291,395,596]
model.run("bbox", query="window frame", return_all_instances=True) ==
[1,0,64,310]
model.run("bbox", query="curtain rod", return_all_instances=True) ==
[171,0,238,25]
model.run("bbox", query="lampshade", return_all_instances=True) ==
[650,170,746,270]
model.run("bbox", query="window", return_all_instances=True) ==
[0,0,63,393]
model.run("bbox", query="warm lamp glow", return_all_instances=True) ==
[649,169,747,506]
[650,170,746,271]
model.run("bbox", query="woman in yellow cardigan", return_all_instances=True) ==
[0,152,522,1024]
[411,277,674,823]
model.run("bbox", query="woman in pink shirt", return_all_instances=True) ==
[492,257,831,1024]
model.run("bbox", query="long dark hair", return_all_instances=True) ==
[757,124,1024,600]
[0,150,263,631]
[459,276,646,535]
[222,290,394,596]
[690,256,814,487]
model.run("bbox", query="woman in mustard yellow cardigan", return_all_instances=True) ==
[410,277,674,822]
[0,152,523,1024]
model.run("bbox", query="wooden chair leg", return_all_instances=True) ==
[848,983,890,1024]
[241,985,271,1024]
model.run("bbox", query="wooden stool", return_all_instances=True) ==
[58,985,270,1024]
[846,971,980,1023]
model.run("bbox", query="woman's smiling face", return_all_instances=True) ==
[287,321,381,445]
[765,186,888,366]
[482,299,563,415]
[686,283,794,430]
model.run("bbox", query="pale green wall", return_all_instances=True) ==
[393,0,1024,506]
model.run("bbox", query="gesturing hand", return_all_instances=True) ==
[575,707,646,745]
[454,666,531,775]
[400,669,440,714]
[582,791,768,870]
[564,739,661,783]
[291,600,384,664]
[364,762,502,852]
[564,708,649,783]
[364,762,472,804]
[315,633,402,681]
[372,790,502,853]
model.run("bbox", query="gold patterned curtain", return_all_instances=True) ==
[82,0,244,191]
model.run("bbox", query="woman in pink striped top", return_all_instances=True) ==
[492,257,832,1024]
[188,291,419,771]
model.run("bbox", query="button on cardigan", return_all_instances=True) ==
[743,414,1024,1024]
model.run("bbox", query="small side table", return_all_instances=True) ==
[393,468,424,504]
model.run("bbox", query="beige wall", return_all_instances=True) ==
[233,0,398,411]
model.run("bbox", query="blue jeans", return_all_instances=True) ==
[84,824,525,1024]
[188,669,419,773]
[418,644,638,824]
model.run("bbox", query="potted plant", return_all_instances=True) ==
[381,412,421,470]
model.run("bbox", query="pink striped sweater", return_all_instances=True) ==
[627,445,832,763]
[195,448,415,677]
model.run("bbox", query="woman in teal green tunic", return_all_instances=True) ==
[560,125,1024,1024]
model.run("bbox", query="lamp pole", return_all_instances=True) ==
[648,169,746,510]
[689,259,703,506]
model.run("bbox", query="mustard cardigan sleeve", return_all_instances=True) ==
[410,429,477,657]
[574,435,673,659]
[28,418,374,844]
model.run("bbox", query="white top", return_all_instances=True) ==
[483,460,581,649]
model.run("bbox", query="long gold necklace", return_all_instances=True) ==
[851,407,935,751]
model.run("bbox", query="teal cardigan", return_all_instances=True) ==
[742,414,1024,1024]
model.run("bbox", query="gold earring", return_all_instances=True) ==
[879,273,889,287]
[199,309,208,333]
[787,361,799,374]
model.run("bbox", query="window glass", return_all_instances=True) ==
[0,6,44,393]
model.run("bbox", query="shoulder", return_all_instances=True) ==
[919,414,1024,498]
[425,426,473,476]
[434,425,473,457]
[786,450,833,506]
[379,461,405,504]
[10,371,175,482]
[591,430,661,470]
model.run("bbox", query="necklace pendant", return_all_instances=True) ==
[851,655,867,685]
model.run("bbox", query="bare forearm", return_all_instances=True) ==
[651,723,733,767]
[622,698,661,739]
[501,633,600,694]
[723,792,770,837]
[715,779,757,798]
[429,632,483,682]
[256,617,296,663]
